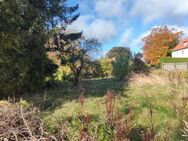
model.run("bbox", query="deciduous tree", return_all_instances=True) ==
[65,38,101,83]
[49,32,101,84]
[106,47,132,59]
[143,26,182,65]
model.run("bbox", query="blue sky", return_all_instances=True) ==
[67,0,188,56]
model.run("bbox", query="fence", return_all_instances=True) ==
[161,62,188,70]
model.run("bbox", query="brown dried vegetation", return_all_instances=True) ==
[0,101,61,141]
[105,90,132,141]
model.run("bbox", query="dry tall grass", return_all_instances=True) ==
[129,74,168,87]
[128,71,188,140]
[130,71,188,97]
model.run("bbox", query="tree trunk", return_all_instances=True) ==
[73,70,80,85]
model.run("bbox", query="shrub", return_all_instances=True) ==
[54,66,73,81]
[132,57,149,74]
[112,55,130,80]
[98,58,112,78]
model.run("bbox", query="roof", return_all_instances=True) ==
[173,38,188,51]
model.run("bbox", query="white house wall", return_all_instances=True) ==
[172,48,188,58]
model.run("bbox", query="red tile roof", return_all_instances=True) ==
[173,38,188,51]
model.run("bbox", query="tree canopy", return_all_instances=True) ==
[0,0,79,95]
[106,47,132,59]
[143,26,182,65]
[49,31,101,83]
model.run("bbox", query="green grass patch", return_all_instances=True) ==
[24,78,126,111]
[160,57,188,63]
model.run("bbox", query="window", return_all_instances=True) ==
[182,50,184,54]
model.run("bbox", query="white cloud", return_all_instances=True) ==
[168,25,188,37]
[129,31,150,53]
[119,28,133,46]
[89,19,116,42]
[69,15,94,31]
[69,15,116,42]
[94,0,127,18]
[128,25,188,53]
[68,0,188,54]
[130,0,188,23]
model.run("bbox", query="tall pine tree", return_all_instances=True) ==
[0,0,79,96]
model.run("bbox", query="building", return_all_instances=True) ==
[172,38,188,58]
[161,38,188,70]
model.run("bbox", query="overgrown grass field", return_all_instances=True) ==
[20,71,188,140]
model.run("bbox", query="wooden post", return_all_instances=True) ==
[174,62,176,70]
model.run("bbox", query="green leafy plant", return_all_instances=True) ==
[112,55,130,80]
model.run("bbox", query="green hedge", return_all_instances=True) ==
[160,57,188,63]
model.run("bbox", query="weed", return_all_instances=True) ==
[105,90,132,141]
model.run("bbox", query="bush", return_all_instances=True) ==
[132,57,149,74]
[54,66,73,81]
[98,58,112,77]
[112,55,129,80]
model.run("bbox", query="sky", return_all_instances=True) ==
[67,0,188,56]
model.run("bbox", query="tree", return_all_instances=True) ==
[106,47,132,59]
[98,58,112,77]
[0,0,79,95]
[112,55,130,80]
[80,60,101,79]
[143,26,182,65]
[132,53,149,74]
[66,38,101,83]
[49,33,101,84]
[65,38,101,83]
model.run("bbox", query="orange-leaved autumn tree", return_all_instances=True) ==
[143,26,182,65]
